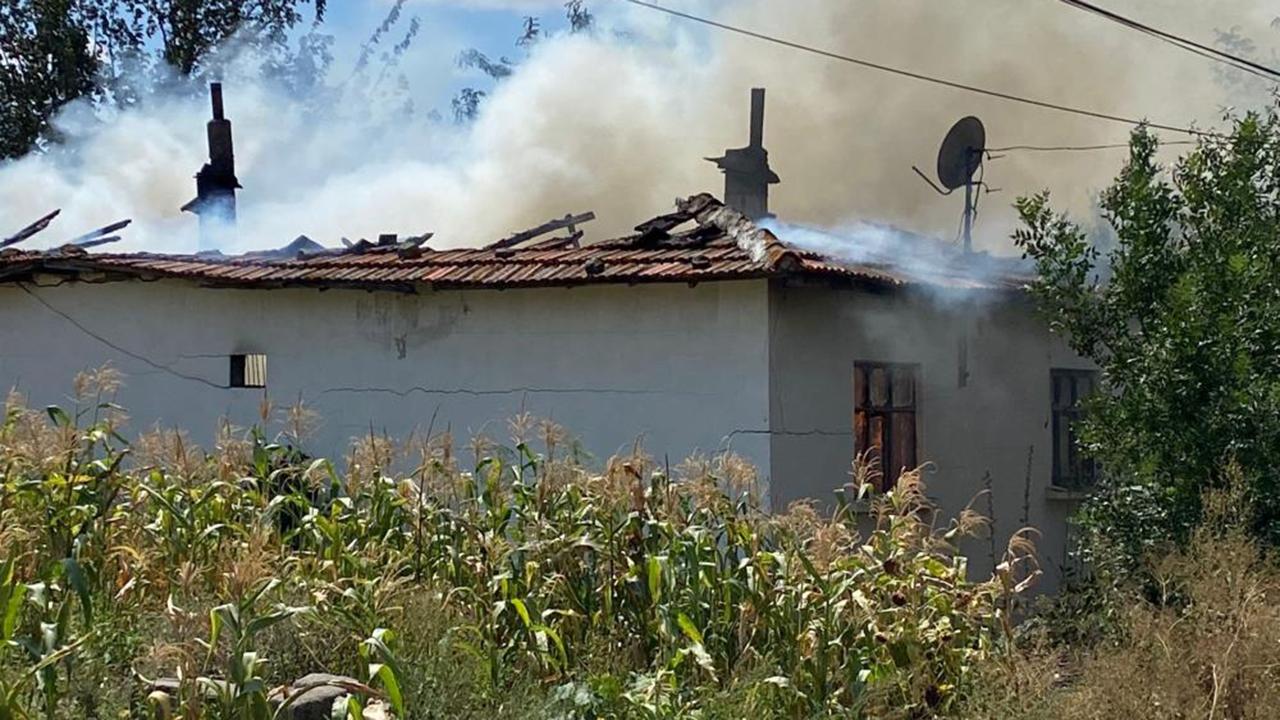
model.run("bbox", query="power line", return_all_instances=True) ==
[621,0,1226,139]
[1054,0,1280,83]
[986,140,1198,153]
[18,283,230,390]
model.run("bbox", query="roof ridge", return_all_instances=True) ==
[674,193,800,272]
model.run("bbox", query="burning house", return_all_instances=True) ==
[0,88,1093,590]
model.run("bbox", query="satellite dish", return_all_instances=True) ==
[936,116,986,190]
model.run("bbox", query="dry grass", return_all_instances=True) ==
[966,475,1280,720]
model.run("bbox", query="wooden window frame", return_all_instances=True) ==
[853,362,920,491]
[1051,368,1098,490]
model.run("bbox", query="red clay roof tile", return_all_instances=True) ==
[0,194,1028,293]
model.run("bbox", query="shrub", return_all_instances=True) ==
[1015,104,1280,561]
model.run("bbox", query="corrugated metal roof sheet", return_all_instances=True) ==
[0,194,1030,293]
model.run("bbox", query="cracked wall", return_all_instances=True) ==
[0,279,771,482]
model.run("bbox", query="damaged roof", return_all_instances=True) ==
[0,194,1029,293]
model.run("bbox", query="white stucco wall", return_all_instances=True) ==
[0,272,1088,589]
[0,278,772,480]
[767,281,1091,592]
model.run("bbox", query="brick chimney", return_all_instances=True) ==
[707,88,780,221]
[182,82,241,250]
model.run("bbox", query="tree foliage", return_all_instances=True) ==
[0,1,99,158]
[100,0,327,76]
[0,0,327,160]
[1015,104,1280,560]
[452,1,593,124]
[565,0,594,34]
[451,87,485,124]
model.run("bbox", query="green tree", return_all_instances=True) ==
[1015,104,1280,566]
[0,1,99,158]
[113,0,326,76]
[0,0,327,160]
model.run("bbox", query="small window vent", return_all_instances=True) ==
[230,354,267,388]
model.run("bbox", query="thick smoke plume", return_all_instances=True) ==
[0,0,1275,254]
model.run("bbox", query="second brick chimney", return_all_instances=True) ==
[707,88,780,221]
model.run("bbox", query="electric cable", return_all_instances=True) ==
[1054,0,1280,83]
[621,0,1227,138]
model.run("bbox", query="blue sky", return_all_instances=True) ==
[321,0,582,114]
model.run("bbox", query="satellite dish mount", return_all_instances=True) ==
[912,116,986,253]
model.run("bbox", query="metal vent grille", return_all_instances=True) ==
[230,354,267,388]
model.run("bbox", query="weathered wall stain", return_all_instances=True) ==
[355,294,463,356]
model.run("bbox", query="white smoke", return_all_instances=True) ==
[0,0,1275,254]
[761,218,960,269]
[760,217,1031,292]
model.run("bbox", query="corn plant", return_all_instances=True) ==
[0,385,1033,718]
[0,558,93,720]
[350,628,404,718]
[153,578,308,720]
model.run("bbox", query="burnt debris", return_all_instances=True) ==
[1,210,62,248]
[1,210,130,252]
[69,219,132,248]
[240,235,327,260]
[707,88,780,221]
[488,212,597,250]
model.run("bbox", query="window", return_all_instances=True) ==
[1051,369,1098,490]
[854,362,918,490]
[230,353,267,388]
